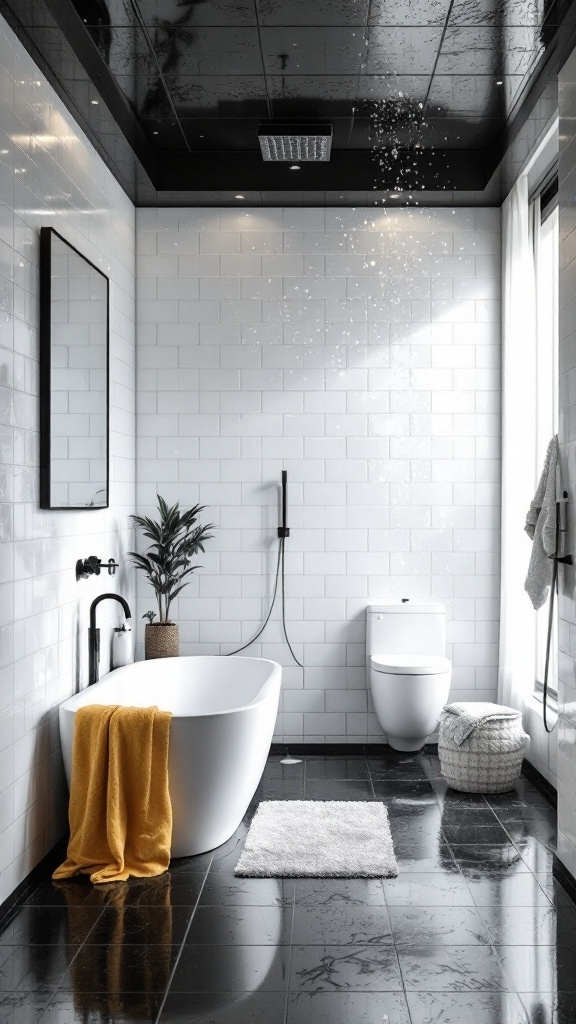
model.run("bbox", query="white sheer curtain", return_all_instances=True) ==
[498,175,538,711]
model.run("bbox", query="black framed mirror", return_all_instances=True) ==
[40,227,110,510]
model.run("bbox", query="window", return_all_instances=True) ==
[533,192,559,696]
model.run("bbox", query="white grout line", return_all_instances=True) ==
[153,856,214,1024]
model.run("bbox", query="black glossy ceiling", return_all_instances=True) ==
[2,0,574,204]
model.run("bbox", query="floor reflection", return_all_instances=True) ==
[60,876,174,1021]
[0,751,573,1023]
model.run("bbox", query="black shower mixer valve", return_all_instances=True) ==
[76,556,120,580]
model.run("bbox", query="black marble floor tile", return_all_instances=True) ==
[388,814,447,863]
[169,944,290,992]
[305,757,369,780]
[465,872,555,907]
[367,756,434,782]
[389,906,491,946]
[292,904,393,945]
[371,780,437,810]
[0,946,77,994]
[440,807,500,826]
[494,943,576,992]
[388,809,444,836]
[367,753,433,769]
[158,991,287,1022]
[22,882,112,909]
[397,943,507,991]
[432,780,491,808]
[37,990,164,1022]
[478,904,562,946]
[289,944,402,991]
[509,818,558,850]
[261,758,305,780]
[293,878,386,907]
[383,872,474,907]
[406,991,530,1023]
[493,803,558,826]
[166,854,211,874]
[485,783,551,809]
[0,906,103,947]
[252,780,305,801]
[449,843,529,872]
[199,877,295,907]
[0,751,567,1024]
[114,874,206,907]
[84,905,193,945]
[304,780,374,801]
[185,905,293,945]
[0,991,53,1023]
[287,990,411,1023]
[58,944,180,992]
[443,822,514,845]
[517,837,556,872]
[204,833,249,876]
[393,842,458,874]
[368,767,433,785]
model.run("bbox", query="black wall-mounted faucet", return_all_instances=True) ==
[88,593,131,686]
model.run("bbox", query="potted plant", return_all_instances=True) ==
[129,495,214,660]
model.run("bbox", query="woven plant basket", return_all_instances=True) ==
[439,711,529,794]
[145,623,179,660]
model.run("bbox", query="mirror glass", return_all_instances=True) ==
[40,228,109,509]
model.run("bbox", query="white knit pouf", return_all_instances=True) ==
[438,705,529,794]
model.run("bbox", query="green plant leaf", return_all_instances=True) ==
[131,494,215,609]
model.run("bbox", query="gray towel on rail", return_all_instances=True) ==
[441,702,521,746]
[524,435,559,611]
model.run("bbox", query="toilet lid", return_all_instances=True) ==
[370,654,451,676]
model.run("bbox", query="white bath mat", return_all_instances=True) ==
[234,801,398,878]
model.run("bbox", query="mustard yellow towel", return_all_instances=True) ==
[53,704,173,884]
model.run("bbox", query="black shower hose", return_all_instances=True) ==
[225,536,303,668]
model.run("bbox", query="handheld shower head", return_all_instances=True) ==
[278,470,290,538]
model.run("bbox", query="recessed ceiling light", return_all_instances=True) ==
[235,194,245,199]
[496,80,503,86]
[290,164,300,171]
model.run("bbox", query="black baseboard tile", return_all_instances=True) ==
[270,743,369,755]
[269,742,438,757]
[0,837,68,929]
[521,757,558,809]
[553,854,576,907]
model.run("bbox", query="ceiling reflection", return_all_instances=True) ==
[3,0,571,201]
[73,0,554,150]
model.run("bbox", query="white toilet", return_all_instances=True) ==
[367,600,452,752]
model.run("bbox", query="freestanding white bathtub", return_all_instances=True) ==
[58,655,282,858]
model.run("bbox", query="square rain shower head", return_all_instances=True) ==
[258,123,333,162]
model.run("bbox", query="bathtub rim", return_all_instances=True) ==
[58,654,283,719]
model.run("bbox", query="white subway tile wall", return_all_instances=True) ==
[0,16,135,903]
[558,47,576,879]
[136,206,501,744]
